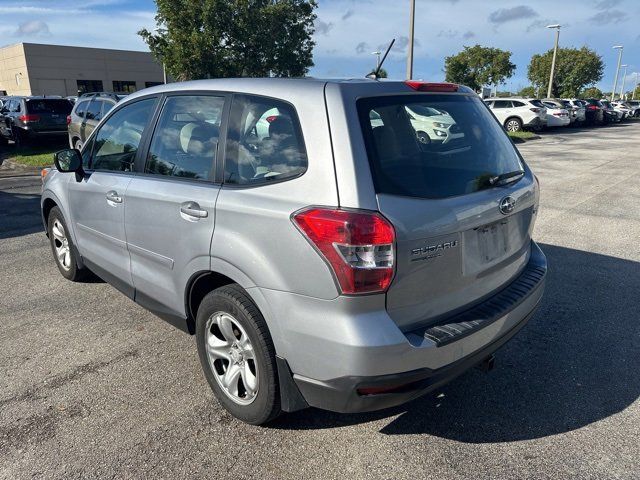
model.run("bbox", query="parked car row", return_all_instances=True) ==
[0,92,127,147]
[484,96,639,132]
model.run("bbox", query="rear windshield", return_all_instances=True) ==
[26,99,72,114]
[357,94,523,199]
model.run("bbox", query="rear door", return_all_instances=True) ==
[124,93,227,318]
[357,94,538,330]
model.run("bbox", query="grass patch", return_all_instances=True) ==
[508,130,537,140]
[4,142,64,168]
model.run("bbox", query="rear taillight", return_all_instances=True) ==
[587,105,598,111]
[66,115,71,125]
[405,81,458,92]
[19,114,40,123]
[292,207,395,295]
[266,115,279,123]
[530,108,541,113]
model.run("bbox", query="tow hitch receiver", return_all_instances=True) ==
[477,354,496,373]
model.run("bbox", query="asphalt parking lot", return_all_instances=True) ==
[1,123,639,479]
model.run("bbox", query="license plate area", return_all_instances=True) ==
[477,219,509,264]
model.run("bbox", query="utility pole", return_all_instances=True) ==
[633,72,639,100]
[619,64,628,100]
[546,24,561,98]
[611,45,623,101]
[372,51,381,71]
[406,0,415,80]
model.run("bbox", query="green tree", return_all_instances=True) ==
[139,0,317,81]
[367,68,388,79]
[444,45,516,92]
[527,46,604,98]
[518,86,537,98]
[581,87,604,99]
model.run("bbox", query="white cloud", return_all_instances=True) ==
[15,20,50,36]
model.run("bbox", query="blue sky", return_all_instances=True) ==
[1,0,638,92]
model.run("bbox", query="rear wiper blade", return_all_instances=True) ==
[488,170,524,186]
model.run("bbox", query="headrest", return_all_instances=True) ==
[180,122,219,154]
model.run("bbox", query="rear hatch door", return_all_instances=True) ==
[357,92,538,331]
[25,99,72,132]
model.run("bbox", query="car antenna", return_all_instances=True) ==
[366,38,395,80]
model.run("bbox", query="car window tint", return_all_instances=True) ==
[225,95,307,185]
[493,101,512,109]
[358,94,523,199]
[144,95,224,180]
[25,99,71,114]
[512,101,526,107]
[75,100,89,119]
[85,100,103,121]
[91,98,155,172]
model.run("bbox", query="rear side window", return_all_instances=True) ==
[493,101,512,109]
[224,95,307,185]
[512,101,526,107]
[85,100,104,121]
[74,100,89,119]
[144,95,225,180]
[26,99,72,115]
[529,99,544,108]
[358,94,524,199]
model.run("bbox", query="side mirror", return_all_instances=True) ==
[54,149,83,176]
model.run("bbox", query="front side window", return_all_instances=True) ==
[144,95,224,180]
[91,98,156,172]
[224,95,307,185]
[358,94,524,199]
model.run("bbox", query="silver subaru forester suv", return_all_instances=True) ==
[42,78,546,425]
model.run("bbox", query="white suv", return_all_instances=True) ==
[484,98,547,132]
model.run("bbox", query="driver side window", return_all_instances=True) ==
[90,98,156,171]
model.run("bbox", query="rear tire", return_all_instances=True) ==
[196,284,281,425]
[504,117,522,132]
[47,206,87,281]
[13,128,27,147]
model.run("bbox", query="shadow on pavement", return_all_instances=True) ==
[0,189,43,239]
[271,244,640,442]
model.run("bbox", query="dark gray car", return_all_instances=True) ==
[0,96,72,146]
[42,78,547,425]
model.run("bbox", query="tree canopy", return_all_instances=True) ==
[518,86,537,98]
[581,87,604,99]
[444,45,516,92]
[139,0,317,80]
[527,46,604,98]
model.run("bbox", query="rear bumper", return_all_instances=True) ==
[284,241,547,413]
[524,117,545,127]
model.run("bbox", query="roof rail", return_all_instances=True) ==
[78,92,127,101]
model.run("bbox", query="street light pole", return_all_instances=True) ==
[546,24,561,99]
[371,51,381,71]
[406,0,415,79]
[611,45,623,101]
[619,64,628,100]
[633,73,639,100]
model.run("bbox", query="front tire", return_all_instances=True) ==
[47,206,86,281]
[196,284,281,425]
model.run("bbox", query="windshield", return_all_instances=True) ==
[357,94,524,199]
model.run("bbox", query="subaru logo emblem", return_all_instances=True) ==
[499,196,516,215]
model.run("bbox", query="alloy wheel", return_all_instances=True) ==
[51,219,72,271]
[205,312,259,405]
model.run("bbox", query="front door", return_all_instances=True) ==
[68,97,158,296]
[124,94,227,319]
